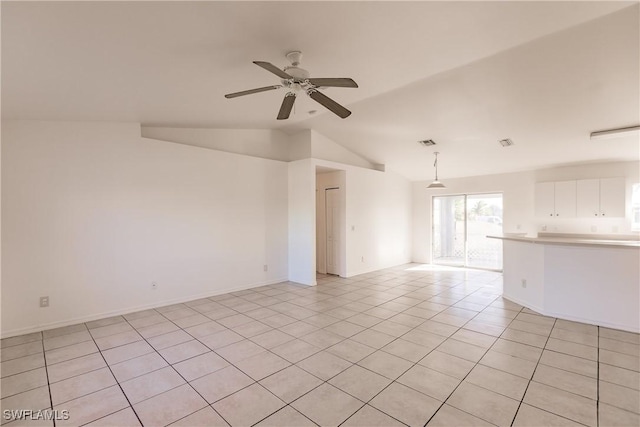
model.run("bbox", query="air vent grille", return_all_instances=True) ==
[418,139,436,147]
[498,138,514,147]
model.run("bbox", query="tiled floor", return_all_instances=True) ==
[1,264,639,427]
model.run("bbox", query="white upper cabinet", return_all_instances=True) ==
[576,177,625,218]
[535,182,555,218]
[576,179,600,217]
[599,177,626,217]
[535,181,576,218]
[554,180,577,218]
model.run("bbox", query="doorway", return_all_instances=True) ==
[432,193,503,270]
[315,168,346,277]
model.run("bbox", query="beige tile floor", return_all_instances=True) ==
[1,264,639,427]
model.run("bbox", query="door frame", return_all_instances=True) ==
[431,191,504,271]
[325,187,340,276]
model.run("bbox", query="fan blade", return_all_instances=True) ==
[224,85,281,99]
[277,93,296,120]
[308,90,351,119]
[253,61,293,80]
[308,78,358,88]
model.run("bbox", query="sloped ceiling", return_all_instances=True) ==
[2,1,638,180]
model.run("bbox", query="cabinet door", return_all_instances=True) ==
[535,182,555,217]
[600,177,625,217]
[577,179,600,217]
[554,180,577,218]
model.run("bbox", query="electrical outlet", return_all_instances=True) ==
[612,226,619,233]
[516,224,522,230]
[361,256,365,263]
[263,264,268,272]
[591,226,597,232]
[151,282,157,290]
[541,225,547,231]
[521,279,527,288]
[40,296,49,308]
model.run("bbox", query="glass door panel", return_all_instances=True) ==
[433,193,503,270]
[466,194,503,269]
[432,195,466,266]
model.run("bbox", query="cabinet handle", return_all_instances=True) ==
[602,213,605,216]
[556,214,559,216]
[594,213,598,216]
[549,213,553,216]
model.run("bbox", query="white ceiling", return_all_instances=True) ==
[2,1,639,180]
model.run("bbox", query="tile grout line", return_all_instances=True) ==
[5,267,638,427]
[317,286,513,426]
[420,300,525,427]
[41,334,56,427]
[236,273,486,426]
[155,291,369,427]
[122,311,235,427]
[247,273,531,425]
[597,325,600,427]
[84,323,145,427]
[150,301,328,426]
[508,317,557,427]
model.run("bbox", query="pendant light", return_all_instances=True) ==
[427,152,446,189]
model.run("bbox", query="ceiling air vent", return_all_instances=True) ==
[498,138,514,147]
[418,139,436,147]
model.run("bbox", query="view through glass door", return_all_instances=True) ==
[433,193,503,270]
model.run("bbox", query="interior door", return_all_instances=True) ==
[325,188,340,275]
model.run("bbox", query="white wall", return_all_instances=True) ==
[315,170,346,276]
[288,130,312,161]
[345,165,413,276]
[1,121,289,337]
[140,127,292,162]
[288,159,316,285]
[413,161,640,263]
[313,160,413,277]
[311,131,375,170]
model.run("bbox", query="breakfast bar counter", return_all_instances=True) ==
[489,234,640,333]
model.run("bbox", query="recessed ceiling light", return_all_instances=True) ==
[498,138,514,147]
[418,139,436,147]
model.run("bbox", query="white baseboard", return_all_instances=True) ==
[1,277,288,339]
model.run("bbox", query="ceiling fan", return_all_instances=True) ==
[224,51,358,120]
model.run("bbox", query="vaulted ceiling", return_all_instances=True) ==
[2,1,638,180]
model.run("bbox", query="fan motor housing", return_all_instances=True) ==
[283,66,310,82]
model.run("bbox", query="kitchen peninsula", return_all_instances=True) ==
[489,234,640,333]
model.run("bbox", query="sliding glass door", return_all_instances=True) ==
[432,195,466,266]
[433,193,503,270]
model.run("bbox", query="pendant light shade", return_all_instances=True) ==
[427,152,446,189]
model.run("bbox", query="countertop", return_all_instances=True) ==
[487,234,640,248]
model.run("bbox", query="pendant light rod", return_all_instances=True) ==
[427,151,446,189]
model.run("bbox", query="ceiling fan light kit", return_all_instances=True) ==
[225,51,358,120]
